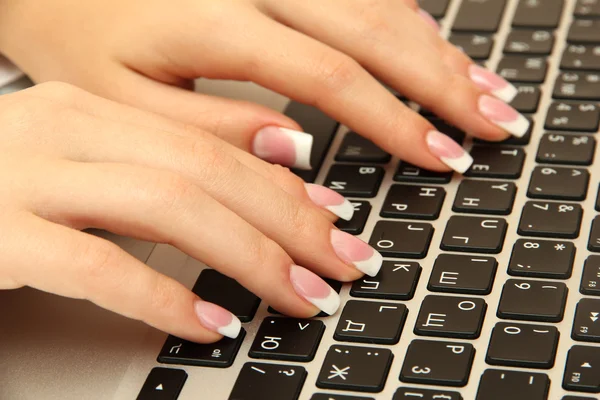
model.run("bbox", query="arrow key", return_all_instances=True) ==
[572,298,600,342]
[136,367,187,400]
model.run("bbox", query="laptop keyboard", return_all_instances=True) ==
[135,0,600,399]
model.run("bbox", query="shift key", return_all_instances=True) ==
[453,0,507,32]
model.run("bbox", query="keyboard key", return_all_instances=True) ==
[158,331,246,368]
[335,132,390,163]
[597,185,600,211]
[441,216,507,254]
[476,370,550,400]
[589,216,600,252]
[381,185,445,220]
[465,146,525,179]
[400,340,475,387]
[537,134,595,166]
[504,30,554,54]
[497,56,548,83]
[554,71,600,100]
[453,180,516,215]
[317,345,393,393]
[335,201,371,235]
[581,255,600,295]
[562,396,597,400]
[512,0,564,28]
[350,261,421,300]
[518,201,583,238]
[312,395,373,400]
[561,44,600,70]
[193,270,260,322]
[395,162,452,183]
[453,0,507,32]
[572,298,600,342]
[528,166,589,200]
[268,280,342,318]
[369,220,434,258]
[418,0,450,18]
[394,388,463,400]
[136,367,187,400]
[428,254,497,295]
[415,295,487,339]
[511,85,542,113]
[508,239,575,279]
[324,165,384,198]
[575,0,600,18]
[562,345,600,393]
[450,34,494,59]
[568,19,600,44]
[249,317,324,362]
[334,300,407,344]
[498,279,568,322]
[229,362,306,400]
[486,322,559,369]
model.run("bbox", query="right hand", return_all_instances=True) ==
[0,82,382,343]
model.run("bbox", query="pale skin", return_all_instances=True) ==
[0,0,528,343]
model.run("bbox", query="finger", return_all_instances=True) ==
[24,160,342,318]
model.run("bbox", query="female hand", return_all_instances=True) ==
[0,82,383,343]
[0,0,529,174]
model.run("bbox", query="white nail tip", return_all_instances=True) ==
[440,152,474,174]
[279,128,314,170]
[217,317,241,339]
[326,199,355,221]
[306,287,341,316]
[493,113,530,138]
[492,84,518,103]
[353,250,383,277]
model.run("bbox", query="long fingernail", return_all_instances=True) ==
[304,183,354,221]
[252,126,313,170]
[469,65,518,103]
[478,95,530,137]
[426,130,473,173]
[289,264,340,315]
[194,300,241,339]
[330,229,382,277]
[418,9,440,31]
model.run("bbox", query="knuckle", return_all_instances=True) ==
[77,239,120,282]
[148,278,178,313]
[403,0,419,11]
[316,52,361,94]
[243,234,286,278]
[267,164,307,195]
[152,173,197,215]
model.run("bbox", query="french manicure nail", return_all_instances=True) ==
[330,229,383,277]
[289,264,340,315]
[304,183,354,221]
[469,65,518,103]
[426,130,473,173]
[478,95,530,138]
[194,300,241,339]
[252,126,313,170]
[418,9,440,31]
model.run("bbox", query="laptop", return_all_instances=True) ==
[2,0,600,399]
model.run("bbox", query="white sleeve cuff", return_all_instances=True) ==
[0,54,24,87]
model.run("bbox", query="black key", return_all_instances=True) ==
[418,0,450,18]
[324,165,384,198]
[453,0,507,32]
[497,279,568,322]
[453,180,516,215]
[394,388,463,400]
[497,56,548,83]
[312,395,373,400]
[597,185,600,211]
[334,300,408,344]
[335,201,371,235]
[537,133,596,165]
[518,201,583,238]
[465,146,525,179]
[381,185,445,220]
[562,345,600,393]
[512,0,564,28]
[415,295,487,339]
[286,102,339,183]
[268,280,342,318]
[562,397,598,400]
[428,254,497,295]
[395,162,453,184]
[581,255,600,295]
[335,132,390,163]
[561,44,600,70]
[229,362,306,400]
[589,216,600,252]
[400,340,475,387]
[568,19,600,44]
[137,368,187,400]
[486,322,559,369]
[554,71,600,100]
[575,0,600,18]
[441,216,507,254]
[317,345,393,393]
[528,166,589,200]
[249,317,324,362]
[369,220,434,258]
[450,34,494,59]
[511,85,541,113]
[572,298,600,342]
[505,30,554,54]
[350,261,421,300]
[192,269,260,322]
[158,331,246,368]
[508,239,575,279]
[476,370,550,400]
